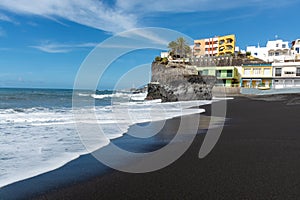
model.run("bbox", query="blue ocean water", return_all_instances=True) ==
[0,88,118,188]
[0,88,114,109]
[0,88,209,188]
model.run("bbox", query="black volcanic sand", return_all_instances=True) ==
[3,94,300,200]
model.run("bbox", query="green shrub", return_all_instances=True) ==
[161,57,168,64]
[155,56,162,62]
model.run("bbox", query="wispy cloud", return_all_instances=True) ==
[0,0,296,39]
[30,41,98,53]
[0,12,14,22]
[116,0,296,13]
[119,29,170,45]
[0,0,137,33]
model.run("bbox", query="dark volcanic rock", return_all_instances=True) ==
[146,83,178,102]
[146,62,216,102]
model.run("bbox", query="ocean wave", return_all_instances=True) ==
[0,107,51,114]
[0,99,213,188]
[91,92,129,99]
[129,93,147,101]
[77,93,91,97]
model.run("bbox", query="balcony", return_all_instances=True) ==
[216,69,233,79]
[226,38,233,43]
[226,45,233,50]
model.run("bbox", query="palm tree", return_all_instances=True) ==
[168,37,191,58]
[177,37,186,58]
[167,41,178,57]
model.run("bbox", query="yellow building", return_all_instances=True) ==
[241,64,273,88]
[217,34,235,56]
[193,34,236,57]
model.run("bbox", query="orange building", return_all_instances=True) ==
[193,34,236,57]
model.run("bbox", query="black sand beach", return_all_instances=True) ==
[2,95,300,199]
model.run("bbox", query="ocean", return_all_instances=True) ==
[0,88,211,188]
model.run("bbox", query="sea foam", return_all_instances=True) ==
[0,98,212,188]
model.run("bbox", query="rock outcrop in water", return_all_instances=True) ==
[146,62,216,102]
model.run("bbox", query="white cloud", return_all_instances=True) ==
[0,0,295,35]
[0,13,13,22]
[30,41,98,53]
[119,29,170,45]
[116,0,295,13]
[0,0,137,33]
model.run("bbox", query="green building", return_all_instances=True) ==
[197,66,239,87]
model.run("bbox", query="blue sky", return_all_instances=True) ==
[0,0,299,89]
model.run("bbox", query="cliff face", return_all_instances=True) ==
[146,62,216,102]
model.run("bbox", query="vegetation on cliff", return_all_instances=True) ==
[167,37,191,59]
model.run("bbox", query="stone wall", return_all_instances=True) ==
[191,55,268,67]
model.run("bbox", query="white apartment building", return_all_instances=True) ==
[272,62,300,88]
[160,51,169,58]
[291,39,300,60]
[247,39,291,62]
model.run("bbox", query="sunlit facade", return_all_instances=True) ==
[193,34,236,57]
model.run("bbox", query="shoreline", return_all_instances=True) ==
[0,106,211,200]
[0,99,208,192]
[2,94,300,199]
[32,95,300,199]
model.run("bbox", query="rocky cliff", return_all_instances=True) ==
[146,62,216,102]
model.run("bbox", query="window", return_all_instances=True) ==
[285,80,293,86]
[296,47,300,54]
[244,68,251,76]
[195,43,200,47]
[263,68,271,76]
[295,80,300,86]
[282,44,286,48]
[254,52,258,56]
[227,70,233,77]
[202,69,209,75]
[275,51,280,56]
[226,38,233,43]
[284,71,295,75]
[215,70,221,77]
[226,45,233,50]
[253,68,261,75]
[275,68,282,76]
[276,44,279,47]
[265,81,269,86]
[297,68,300,76]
